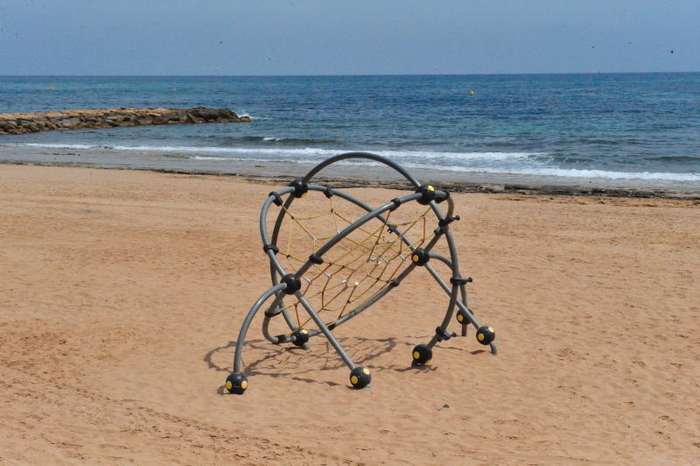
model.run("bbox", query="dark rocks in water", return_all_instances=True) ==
[0,107,252,135]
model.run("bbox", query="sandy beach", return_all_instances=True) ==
[1,163,698,465]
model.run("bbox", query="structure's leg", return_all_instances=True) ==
[454,298,497,355]
[225,283,286,394]
[458,284,469,337]
[413,258,497,360]
[409,261,459,366]
[261,305,300,345]
[296,293,372,389]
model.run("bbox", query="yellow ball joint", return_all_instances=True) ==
[456,309,470,324]
[225,373,249,394]
[411,248,430,266]
[349,366,371,389]
[292,328,309,347]
[416,184,436,205]
[476,326,496,345]
[412,344,432,365]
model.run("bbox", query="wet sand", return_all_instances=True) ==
[2,144,700,200]
[1,164,699,464]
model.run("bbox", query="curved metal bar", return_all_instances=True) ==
[301,152,422,188]
[420,260,460,349]
[261,305,297,344]
[307,184,450,262]
[258,187,298,333]
[424,253,479,325]
[261,186,295,279]
[442,230,462,294]
[261,315,278,344]
[428,252,454,269]
[232,283,287,373]
[426,189,455,234]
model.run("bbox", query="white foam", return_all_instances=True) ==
[378,150,535,161]
[25,143,94,150]
[401,162,700,182]
[19,143,535,160]
[14,142,699,182]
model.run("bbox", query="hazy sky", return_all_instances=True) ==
[1,1,698,75]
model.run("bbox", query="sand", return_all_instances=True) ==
[1,164,698,465]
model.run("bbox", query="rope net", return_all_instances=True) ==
[270,190,436,333]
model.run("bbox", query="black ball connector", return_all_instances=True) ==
[349,366,372,389]
[476,326,496,345]
[412,344,433,365]
[411,248,430,266]
[290,178,309,198]
[416,184,436,205]
[225,373,249,395]
[292,328,309,347]
[281,274,301,295]
[456,309,470,325]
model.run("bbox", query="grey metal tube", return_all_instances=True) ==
[295,293,356,369]
[233,282,287,373]
[261,187,295,279]
[452,294,481,329]
[261,306,296,344]
[421,260,460,348]
[302,152,422,188]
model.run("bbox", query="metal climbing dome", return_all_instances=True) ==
[225,152,496,394]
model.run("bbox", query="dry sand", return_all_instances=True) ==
[1,164,698,465]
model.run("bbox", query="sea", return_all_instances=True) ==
[1,74,699,189]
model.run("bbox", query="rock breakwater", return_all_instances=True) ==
[0,107,252,135]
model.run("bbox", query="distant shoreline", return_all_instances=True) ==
[2,159,698,201]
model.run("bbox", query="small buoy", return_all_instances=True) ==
[469,90,475,96]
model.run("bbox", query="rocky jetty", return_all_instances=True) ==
[0,107,252,135]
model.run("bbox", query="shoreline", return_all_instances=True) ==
[3,158,699,200]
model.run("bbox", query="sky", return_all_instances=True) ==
[1,0,698,75]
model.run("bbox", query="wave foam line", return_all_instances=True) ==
[21,143,536,161]
[16,143,699,182]
[401,162,700,182]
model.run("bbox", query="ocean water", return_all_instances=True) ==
[1,74,699,187]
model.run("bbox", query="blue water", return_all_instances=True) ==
[1,74,699,185]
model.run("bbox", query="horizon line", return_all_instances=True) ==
[1,70,699,78]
